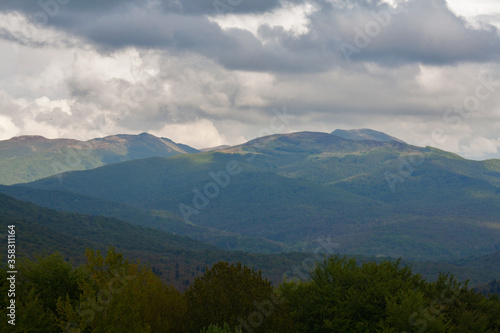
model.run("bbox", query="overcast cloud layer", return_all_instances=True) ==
[0,0,499,159]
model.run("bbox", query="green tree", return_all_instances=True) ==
[422,273,500,332]
[380,288,448,332]
[58,247,188,333]
[280,255,424,332]
[200,323,243,333]
[280,255,500,332]
[129,265,188,333]
[0,252,83,332]
[18,252,82,313]
[57,247,146,332]
[15,289,60,333]
[185,261,295,333]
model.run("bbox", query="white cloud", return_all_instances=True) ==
[31,96,72,115]
[459,137,499,159]
[0,12,79,48]
[0,114,19,140]
[151,118,226,148]
[446,0,500,29]
[209,2,317,39]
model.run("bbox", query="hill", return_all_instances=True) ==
[1,192,498,288]
[9,131,500,261]
[0,132,199,185]
[0,185,287,253]
[0,193,311,288]
[407,249,500,286]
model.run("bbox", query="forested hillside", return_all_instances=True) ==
[0,193,311,289]
[2,249,499,332]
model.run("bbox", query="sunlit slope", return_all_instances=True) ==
[15,131,500,260]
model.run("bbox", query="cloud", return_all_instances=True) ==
[0,114,19,140]
[459,137,499,160]
[0,0,499,159]
[151,118,227,148]
[287,0,500,66]
[209,2,317,38]
[2,0,500,73]
[0,12,79,49]
[0,0,293,18]
[446,0,500,29]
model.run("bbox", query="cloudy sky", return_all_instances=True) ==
[0,0,499,159]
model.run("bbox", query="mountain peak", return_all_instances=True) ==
[6,135,49,142]
[331,129,404,143]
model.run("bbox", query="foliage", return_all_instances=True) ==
[57,247,188,333]
[18,252,82,312]
[185,261,295,333]
[200,323,242,333]
[280,255,500,333]
[1,249,500,332]
[0,252,83,332]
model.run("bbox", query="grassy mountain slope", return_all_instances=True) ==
[15,131,500,261]
[221,132,420,184]
[331,128,405,143]
[0,133,199,185]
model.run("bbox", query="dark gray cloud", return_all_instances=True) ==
[260,0,500,67]
[159,0,291,15]
[0,0,292,18]
[1,0,499,72]
[350,0,500,64]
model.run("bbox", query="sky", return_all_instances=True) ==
[0,0,499,159]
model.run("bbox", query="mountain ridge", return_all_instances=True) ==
[9,130,499,260]
[0,132,199,185]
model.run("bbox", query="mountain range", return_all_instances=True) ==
[1,129,499,265]
[0,132,198,185]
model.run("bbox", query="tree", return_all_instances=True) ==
[129,265,187,333]
[200,323,242,333]
[57,247,188,333]
[57,247,146,332]
[0,252,84,332]
[280,255,424,332]
[19,252,81,313]
[185,261,295,333]
[423,273,500,332]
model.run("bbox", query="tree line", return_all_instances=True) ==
[1,248,499,332]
